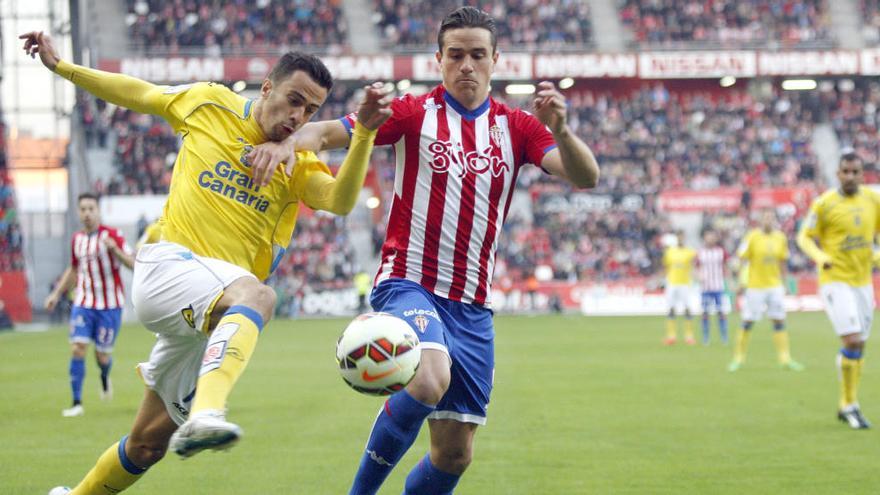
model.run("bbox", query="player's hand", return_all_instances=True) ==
[356,82,394,130]
[533,81,567,135]
[19,31,61,71]
[247,141,296,187]
[44,293,59,312]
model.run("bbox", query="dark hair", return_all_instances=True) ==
[77,192,99,204]
[438,6,497,54]
[840,148,861,165]
[268,52,333,91]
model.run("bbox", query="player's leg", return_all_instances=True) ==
[717,292,730,345]
[349,280,449,495]
[683,307,696,345]
[171,276,275,456]
[402,296,493,494]
[94,308,122,401]
[821,283,870,427]
[64,307,92,416]
[664,286,679,345]
[701,292,712,345]
[403,420,478,494]
[67,388,176,494]
[730,290,757,371]
[187,276,276,415]
[769,287,803,371]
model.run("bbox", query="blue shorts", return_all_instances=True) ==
[370,278,494,425]
[69,306,122,353]
[701,291,726,313]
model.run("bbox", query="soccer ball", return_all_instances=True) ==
[336,312,421,396]
[47,487,71,495]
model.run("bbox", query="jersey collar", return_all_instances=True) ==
[442,88,490,121]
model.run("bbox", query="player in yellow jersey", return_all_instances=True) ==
[729,210,804,372]
[797,152,880,429]
[663,231,697,345]
[22,30,393,494]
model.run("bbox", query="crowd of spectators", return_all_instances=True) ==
[0,121,24,273]
[372,0,592,49]
[125,0,349,55]
[269,213,357,318]
[862,0,880,46]
[619,0,832,47]
[827,81,880,184]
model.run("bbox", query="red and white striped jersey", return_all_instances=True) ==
[70,225,132,309]
[343,85,556,305]
[697,246,727,292]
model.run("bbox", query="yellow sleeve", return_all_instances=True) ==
[296,122,378,215]
[662,249,670,268]
[53,59,207,131]
[779,233,790,260]
[737,232,752,259]
[796,200,832,266]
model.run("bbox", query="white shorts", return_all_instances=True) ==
[132,242,255,425]
[665,285,693,314]
[742,286,786,322]
[820,283,874,341]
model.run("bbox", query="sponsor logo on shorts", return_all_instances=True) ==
[181,305,196,329]
[403,308,440,321]
[172,401,190,418]
[413,315,429,333]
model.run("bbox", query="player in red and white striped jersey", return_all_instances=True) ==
[45,193,134,417]
[250,7,598,494]
[697,229,730,345]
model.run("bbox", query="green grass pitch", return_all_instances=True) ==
[1,312,877,494]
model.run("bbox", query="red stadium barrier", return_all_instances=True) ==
[0,271,32,322]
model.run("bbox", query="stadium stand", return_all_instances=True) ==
[619,0,833,48]
[125,0,349,54]
[372,0,593,49]
[828,81,880,184]
[862,0,880,46]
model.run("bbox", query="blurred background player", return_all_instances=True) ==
[23,28,392,494]
[697,229,729,345]
[663,231,696,345]
[730,210,803,372]
[797,152,879,429]
[44,192,134,417]
[249,7,598,494]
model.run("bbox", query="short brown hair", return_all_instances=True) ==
[437,6,497,54]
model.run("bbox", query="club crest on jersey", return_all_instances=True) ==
[412,315,429,333]
[181,305,196,329]
[237,137,253,168]
[428,140,509,178]
[423,101,443,111]
[489,124,504,148]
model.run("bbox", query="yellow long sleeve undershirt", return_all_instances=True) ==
[304,122,378,215]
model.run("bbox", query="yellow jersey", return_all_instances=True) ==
[797,187,880,286]
[663,246,696,286]
[737,229,788,289]
[55,60,376,280]
[136,220,164,250]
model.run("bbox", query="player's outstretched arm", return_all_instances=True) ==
[20,30,167,115]
[301,83,393,215]
[533,81,599,189]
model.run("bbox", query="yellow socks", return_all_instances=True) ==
[772,330,792,364]
[191,306,264,415]
[70,436,146,495]
[665,319,677,341]
[838,349,864,409]
[733,328,752,363]
[683,319,694,341]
